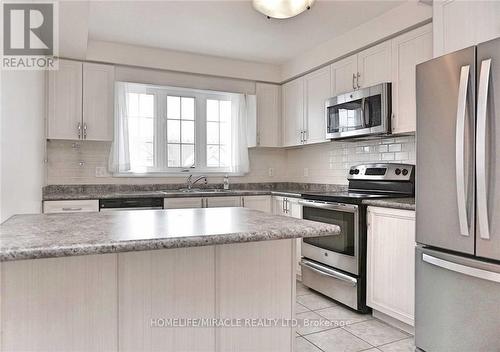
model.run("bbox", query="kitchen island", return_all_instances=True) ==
[0,207,339,352]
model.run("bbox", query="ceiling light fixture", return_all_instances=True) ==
[252,0,315,19]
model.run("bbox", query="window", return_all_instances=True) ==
[126,93,155,172]
[206,99,231,167]
[166,96,195,168]
[110,82,251,175]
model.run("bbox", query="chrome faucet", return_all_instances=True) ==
[186,175,208,190]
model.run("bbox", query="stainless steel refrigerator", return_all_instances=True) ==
[416,37,500,351]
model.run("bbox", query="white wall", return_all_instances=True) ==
[86,40,282,83]
[0,71,45,222]
[281,1,432,81]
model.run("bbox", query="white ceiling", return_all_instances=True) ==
[87,1,404,64]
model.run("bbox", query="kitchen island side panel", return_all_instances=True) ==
[1,239,296,351]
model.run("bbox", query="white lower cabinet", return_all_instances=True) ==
[206,196,242,208]
[366,206,416,326]
[164,196,242,209]
[164,197,203,209]
[242,195,272,213]
[272,196,302,219]
[273,196,303,276]
[43,199,99,213]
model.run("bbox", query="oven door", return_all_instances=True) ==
[325,83,390,140]
[299,200,359,275]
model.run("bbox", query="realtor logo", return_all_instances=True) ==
[2,2,58,70]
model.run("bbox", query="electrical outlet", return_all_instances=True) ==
[268,168,274,177]
[95,167,109,178]
[303,168,309,177]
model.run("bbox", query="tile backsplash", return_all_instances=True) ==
[46,135,415,185]
[285,135,415,185]
[46,140,288,185]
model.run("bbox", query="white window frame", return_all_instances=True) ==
[115,83,241,176]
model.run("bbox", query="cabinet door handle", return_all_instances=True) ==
[303,130,307,143]
[352,73,356,90]
[356,72,361,89]
[83,123,87,139]
[61,207,83,211]
[77,122,82,139]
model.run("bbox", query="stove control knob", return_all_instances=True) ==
[349,169,355,175]
[395,168,402,175]
[354,169,360,175]
[402,169,409,176]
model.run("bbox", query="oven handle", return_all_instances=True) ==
[298,200,358,212]
[301,259,357,286]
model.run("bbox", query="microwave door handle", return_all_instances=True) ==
[363,98,370,128]
[360,97,366,128]
[477,59,491,240]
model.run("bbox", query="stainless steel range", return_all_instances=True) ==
[300,163,415,312]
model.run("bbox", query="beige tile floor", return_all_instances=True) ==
[295,281,415,352]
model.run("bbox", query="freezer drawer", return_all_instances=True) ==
[415,247,500,351]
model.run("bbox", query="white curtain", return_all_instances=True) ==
[108,82,131,173]
[229,94,253,174]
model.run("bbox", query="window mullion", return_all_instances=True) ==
[156,92,167,170]
[196,96,207,169]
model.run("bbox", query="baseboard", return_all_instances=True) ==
[372,309,414,335]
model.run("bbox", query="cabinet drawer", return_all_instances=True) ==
[43,200,99,213]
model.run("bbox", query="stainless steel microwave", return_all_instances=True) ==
[325,82,391,140]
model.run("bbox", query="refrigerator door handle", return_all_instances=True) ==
[455,65,471,237]
[422,253,500,283]
[477,59,492,240]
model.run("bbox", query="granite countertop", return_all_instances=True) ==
[0,207,340,262]
[42,183,348,201]
[42,189,303,201]
[362,198,415,211]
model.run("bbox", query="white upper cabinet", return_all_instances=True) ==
[47,59,82,140]
[47,59,114,141]
[330,55,358,95]
[304,66,331,145]
[357,41,392,88]
[282,78,304,147]
[255,83,281,147]
[282,67,331,147]
[433,0,500,57]
[83,63,114,141]
[329,42,391,96]
[391,24,433,134]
